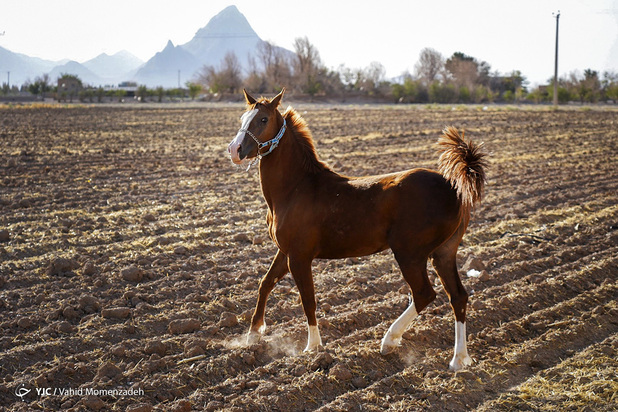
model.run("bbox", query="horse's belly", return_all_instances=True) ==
[316,227,389,259]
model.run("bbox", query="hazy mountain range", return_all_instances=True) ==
[0,6,288,88]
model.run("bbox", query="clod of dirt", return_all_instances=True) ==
[82,394,106,411]
[96,361,122,380]
[256,381,277,396]
[143,213,157,223]
[0,229,9,242]
[329,363,353,381]
[252,235,265,245]
[168,318,201,334]
[81,261,97,276]
[120,266,143,282]
[46,257,78,276]
[233,233,251,243]
[454,370,477,381]
[101,307,131,319]
[62,306,80,320]
[183,338,209,356]
[462,256,486,272]
[206,401,224,411]
[170,400,192,412]
[478,270,490,281]
[309,351,334,371]
[16,316,33,329]
[241,352,256,365]
[111,344,127,357]
[56,321,76,333]
[218,312,238,328]
[78,295,100,313]
[126,403,153,412]
[144,340,167,356]
[174,246,188,255]
[471,299,486,310]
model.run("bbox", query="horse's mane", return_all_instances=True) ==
[281,106,331,174]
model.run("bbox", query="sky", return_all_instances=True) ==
[2,0,617,86]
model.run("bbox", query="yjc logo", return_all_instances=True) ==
[14,384,31,401]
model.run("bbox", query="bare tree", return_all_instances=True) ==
[197,51,242,94]
[257,41,292,92]
[364,62,386,87]
[445,52,479,89]
[293,36,322,94]
[415,48,445,85]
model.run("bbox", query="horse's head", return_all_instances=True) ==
[228,88,285,165]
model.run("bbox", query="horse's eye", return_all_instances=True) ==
[261,117,268,123]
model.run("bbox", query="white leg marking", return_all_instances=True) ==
[304,325,322,352]
[380,301,418,355]
[449,321,473,370]
[246,321,266,345]
[246,330,261,345]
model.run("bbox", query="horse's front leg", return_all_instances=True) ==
[247,249,288,344]
[288,255,322,351]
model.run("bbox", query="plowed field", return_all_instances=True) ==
[1,104,617,411]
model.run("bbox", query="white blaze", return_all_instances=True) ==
[228,108,258,164]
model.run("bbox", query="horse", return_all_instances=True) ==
[227,88,487,371]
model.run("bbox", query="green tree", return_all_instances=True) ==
[114,89,126,102]
[136,85,149,102]
[186,82,202,100]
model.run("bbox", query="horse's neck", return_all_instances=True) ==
[259,128,310,211]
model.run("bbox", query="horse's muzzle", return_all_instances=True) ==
[228,139,243,164]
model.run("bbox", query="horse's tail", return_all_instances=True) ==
[437,126,487,215]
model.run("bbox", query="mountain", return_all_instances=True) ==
[133,40,200,88]
[83,51,143,82]
[1,5,292,89]
[133,5,288,87]
[181,5,261,69]
[48,61,102,86]
[0,46,58,86]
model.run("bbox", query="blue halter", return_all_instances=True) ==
[242,117,287,171]
[253,118,287,159]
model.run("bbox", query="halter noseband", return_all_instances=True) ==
[239,117,287,171]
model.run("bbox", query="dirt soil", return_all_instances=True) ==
[0,103,617,411]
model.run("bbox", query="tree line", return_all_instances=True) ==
[195,38,618,104]
[3,37,617,104]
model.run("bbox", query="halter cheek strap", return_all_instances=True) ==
[241,118,287,171]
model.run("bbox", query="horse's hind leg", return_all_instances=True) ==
[381,254,436,355]
[248,249,289,344]
[431,238,472,370]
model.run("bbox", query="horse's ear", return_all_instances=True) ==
[269,88,285,108]
[243,89,257,105]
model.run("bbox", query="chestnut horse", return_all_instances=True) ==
[228,89,487,370]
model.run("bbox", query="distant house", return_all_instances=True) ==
[57,75,82,102]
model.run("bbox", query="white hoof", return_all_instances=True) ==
[380,334,401,355]
[449,353,473,371]
[246,330,262,345]
[303,343,323,352]
[304,325,322,352]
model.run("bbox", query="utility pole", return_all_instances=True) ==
[553,11,560,106]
